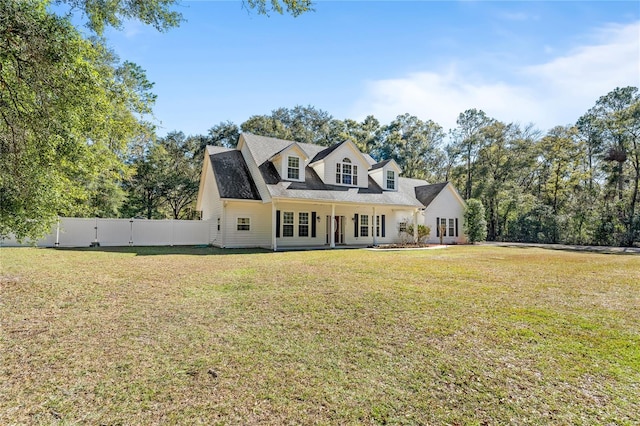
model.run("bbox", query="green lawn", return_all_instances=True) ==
[1,246,639,425]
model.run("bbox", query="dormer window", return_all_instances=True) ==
[336,158,358,186]
[287,156,300,180]
[386,170,395,190]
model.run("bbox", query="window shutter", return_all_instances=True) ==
[381,215,386,237]
[436,217,440,237]
[455,218,459,237]
[354,214,359,238]
[276,210,281,238]
[311,212,317,238]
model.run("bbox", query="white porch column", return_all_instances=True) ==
[330,204,336,248]
[413,208,419,243]
[372,206,377,246]
[271,201,277,252]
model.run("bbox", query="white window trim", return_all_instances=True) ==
[335,158,359,187]
[286,155,302,181]
[386,170,395,190]
[360,214,369,237]
[298,212,310,238]
[282,211,295,237]
[236,217,251,231]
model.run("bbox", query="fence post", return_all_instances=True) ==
[129,218,134,246]
[55,217,60,247]
[90,217,100,247]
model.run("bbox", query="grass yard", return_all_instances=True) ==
[1,245,639,425]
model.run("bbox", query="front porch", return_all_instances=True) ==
[270,199,422,252]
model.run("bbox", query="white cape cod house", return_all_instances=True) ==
[196,133,466,250]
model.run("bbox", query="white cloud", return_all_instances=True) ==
[350,21,640,133]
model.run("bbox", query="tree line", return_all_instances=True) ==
[1,2,637,247]
[0,0,311,241]
[125,91,639,247]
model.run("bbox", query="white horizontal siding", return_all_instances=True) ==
[222,202,271,248]
[275,202,328,247]
[322,144,369,189]
[422,186,466,244]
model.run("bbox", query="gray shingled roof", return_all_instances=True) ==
[238,134,426,207]
[370,159,392,170]
[309,141,346,163]
[242,133,327,167]
[414,182,449,208]
[209,150,261,200]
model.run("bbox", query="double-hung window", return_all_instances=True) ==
[287,156,300,180]
[386,170,395,190]
[298,212,309,237]
[283,212,294,237]
[440,218,447,236]
[360,214,369,237]
[449,219,455,237]
[237,218,250,231]
[336,158,358,186]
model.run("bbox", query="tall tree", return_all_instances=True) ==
[377,114,445,180]
[450,109,494,199]
[160,132,201,219]
[537,126,582,215]
[207,121,241,149]
[338,116,382,155]
[464,198,487,243]
[474,122,540,240]
[0,0,154,240]
[589,87,640,245]
[1,0,314,240]
[122,131,200,219]
[241,105,334,146]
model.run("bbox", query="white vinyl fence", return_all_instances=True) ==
[1,218,211,247]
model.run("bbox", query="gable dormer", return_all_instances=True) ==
[269,142,309,182]
[309,140,370,188]
[368,158,402,191]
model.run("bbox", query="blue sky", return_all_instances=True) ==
[98,1,639,137]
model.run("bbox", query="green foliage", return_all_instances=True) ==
[377,113,445,180]
[0,0,153,240]
[241,105,334,146]
[122,132,200,219]
[60,0,314,35]
[464,199,487,243]
[208,121,241,149]
[402,223,431,243]
[61,0,183,35]
[244,0,315,17]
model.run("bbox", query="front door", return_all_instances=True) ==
[325,215,345,245]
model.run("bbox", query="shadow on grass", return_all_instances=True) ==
[55,246,272,256]
[489,242,640,256]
